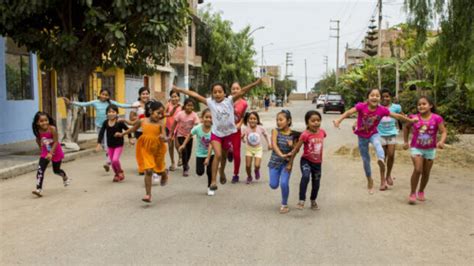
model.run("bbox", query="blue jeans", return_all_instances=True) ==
[269,164,291,205]
[299,158,322,201]
[358,134,385,178]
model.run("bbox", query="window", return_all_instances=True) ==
[188,25,193,47]
[96,73,116,99]
[327,95,342,101]
[5,38,33,100]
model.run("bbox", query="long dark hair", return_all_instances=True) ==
[98,88,112,103]
[304,110,322,126]
[243,111,262,126]
[32,111,56,138]
[418,96,437,113]
[138,87,150,101]
[278,109,292,127]
[145,100,164,117]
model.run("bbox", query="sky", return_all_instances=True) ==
[202,0,408,92]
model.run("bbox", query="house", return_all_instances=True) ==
[0,37,40,145]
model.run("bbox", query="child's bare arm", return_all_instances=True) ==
[233,78,263,102]
[333,107,357,128]
[271,129,285,157]
[172,85,207,104]
[117,120,141,137]
[403,123,411,149]
[178,134,192,152]
[437,122,447,148]
[390,112,417,123]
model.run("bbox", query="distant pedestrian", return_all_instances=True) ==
[178,109,215,195]
[173,98,200,177]
[242,111,271,184]
[96,105,129,182]
[116,101,168,203]
[264,95,270,111]
[290,110,326,211]
[220,81,249,184]
[63,88,132,172]
[165,90,182,171]
[172,78,262,192]
[268,110,299,214]
[31,111,70,197]
[333,88,417,194]
[403,96,446,205]
[377,89,403,186]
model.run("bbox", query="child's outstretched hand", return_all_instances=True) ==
[437,141,445,149]
[114,132,123,138]
[45,153,53,161]
[286,162,292,172]
[408,117,418,124]
[268,144,273,151]
[403,142,409,150]
[160,135,168,142]
[333,119,341,129]
[95,143,102,152]
[204,157,210,166]
[171,85,181,93]
[178,145,185,153]
[62,97,71,105]
[129,138,136,145]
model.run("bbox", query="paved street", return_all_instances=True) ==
[1,101,473,264]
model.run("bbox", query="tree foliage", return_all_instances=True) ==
[197,4,256,94]
[274,79,296,98]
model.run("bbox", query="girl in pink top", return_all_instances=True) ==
[403,96,447,204]
[242,111,272,184]
[165,90,182,171]
[31,112,70,197]
[171,98,200,176]
[290,110,326,210]
[333,88,416,194]
[220,81,249,184]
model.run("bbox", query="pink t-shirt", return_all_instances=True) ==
[174,110,200,137]
[39,131,64,162]
[244,125,268,147]
[299,129,326,163]
[165,103,181,130]
[409,113,444,149]
[355,102,390,138]
[234,99,248,124]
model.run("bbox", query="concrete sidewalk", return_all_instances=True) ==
[0,133,98,179]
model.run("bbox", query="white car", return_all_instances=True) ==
[316,95,327,108]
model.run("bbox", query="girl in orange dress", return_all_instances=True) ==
[117,101,168,203]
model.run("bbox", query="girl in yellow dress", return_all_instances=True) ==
[117,101,168,203]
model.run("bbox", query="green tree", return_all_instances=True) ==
[0,0,190,141]
[275,78,296,99]
[312,71,336,94]
[197,5,256,94]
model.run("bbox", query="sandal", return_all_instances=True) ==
[311,200,320,210]
[169,165,176,172]
[296,201,304,210]
[279,205,290,214]
[142,195,152,203]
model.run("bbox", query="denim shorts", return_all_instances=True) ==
[410,147,436,160]
[380,135,397,146]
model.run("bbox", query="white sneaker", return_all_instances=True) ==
[63,176,71,187]
[207,188,215,196]
[152,173,161,184]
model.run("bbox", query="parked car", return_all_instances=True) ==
[323,94,345,114]
[316,94,327,108]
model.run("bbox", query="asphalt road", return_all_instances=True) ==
[1,101,473,265]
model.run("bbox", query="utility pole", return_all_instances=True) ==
[304,59,308,100]
[330,19,340,86]
[284,52,293,103]
[377,0,382,90]
[323,56,329,75]
[261,46,264,78]
[395,46,400,99]
[184,25,189,90]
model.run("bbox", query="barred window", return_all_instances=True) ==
[5,38,33,100]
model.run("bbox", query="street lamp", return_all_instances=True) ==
[248,26,265,37]
[261,42,274,77]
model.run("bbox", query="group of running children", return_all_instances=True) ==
[31,78,447,213]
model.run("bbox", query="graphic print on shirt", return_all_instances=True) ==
[307,137,323,161]
[247,131,261,146]
[360,113,380,133]
[214,105,232,133]
[379,116,393,130]
[41,137,53,152]
[200,135,211,150]
[416,124,433,147]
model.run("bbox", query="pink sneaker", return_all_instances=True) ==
[417,192,426,201]
[408,194,417,205]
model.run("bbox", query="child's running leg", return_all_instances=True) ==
[231,130,242,178]
[196,157,206,176]
[280,166,291,206]
[210,140,222,190]
[310,163,322,202]
[358,137,374,193]
[52,160,69,186]
[206,155,214,188]
[370,134,387,190]
[299,158,311,202]
[168,135,176,170]
[254,157,262,180]
[184,138,193,171]
[268,166,281,190]
[419,158,434,196]
[35,158,49,191]
[143,169,153,202]
[245,156,253,184]
[385,143,396,185]
[108,147,124,175]
[409,155,424,204]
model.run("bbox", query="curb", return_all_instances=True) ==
[0,148,96,180]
